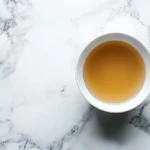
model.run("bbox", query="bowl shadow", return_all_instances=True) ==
[95,108,130,139]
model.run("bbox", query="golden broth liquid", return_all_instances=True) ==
[83,41,146,103]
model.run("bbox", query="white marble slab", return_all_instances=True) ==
[0,0,150,149]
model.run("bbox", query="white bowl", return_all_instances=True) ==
[76,33,150,113]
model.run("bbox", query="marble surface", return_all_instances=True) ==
[1,0,150,149]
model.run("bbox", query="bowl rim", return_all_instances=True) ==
[75,33,150,113]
